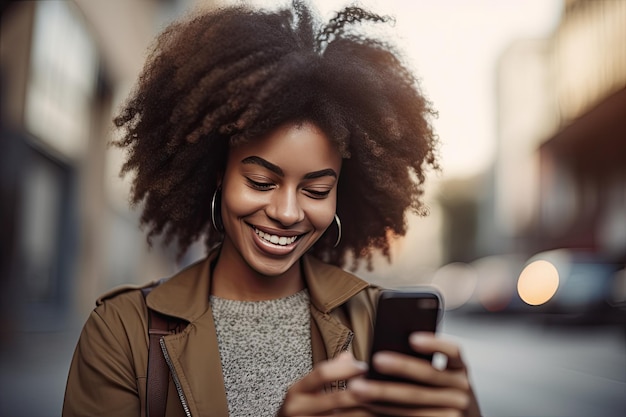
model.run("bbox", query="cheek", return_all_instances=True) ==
[221,182,263,218]
[305,196,337,231]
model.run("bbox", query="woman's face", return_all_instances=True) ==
[219,121,342,277]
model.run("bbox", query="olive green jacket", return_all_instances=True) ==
[62,251,379,417]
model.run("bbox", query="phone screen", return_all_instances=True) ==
[367,289,442,382]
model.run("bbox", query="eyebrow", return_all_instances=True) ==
[241,156,337,179]
[303,169,337,180]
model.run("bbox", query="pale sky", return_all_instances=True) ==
[224,0,563,180]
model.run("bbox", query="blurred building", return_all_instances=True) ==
[475,0,626,265]
[537,0,626,262]
[0,0,215,335]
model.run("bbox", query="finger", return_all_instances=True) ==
[290,353,368,393]
[318,408,375,417]
[366,403,466,417]
[349,378,470,410]
[280,390,363,416]
[409,333,467,370]
[371,351,469,390]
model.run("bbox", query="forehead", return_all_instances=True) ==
[227,121,342,172]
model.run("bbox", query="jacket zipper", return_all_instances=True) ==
[340,330,354,354]
[337,330,354,391]
[160,337,192,417]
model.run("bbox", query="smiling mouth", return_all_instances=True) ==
[253,227,301,246]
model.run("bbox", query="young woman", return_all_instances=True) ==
[63,1,481,416]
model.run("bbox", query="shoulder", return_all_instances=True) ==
[342,284,381,324]
[95,281,153,306]
[90,281,161,332]
[346,285,381,308]
[94,280,162,310]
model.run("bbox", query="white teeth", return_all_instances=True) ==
[255,228,298,246]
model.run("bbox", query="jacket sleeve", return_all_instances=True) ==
[62,294,146,417]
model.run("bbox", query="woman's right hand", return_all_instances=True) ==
[277,352,370,416]
[347,333,481,417]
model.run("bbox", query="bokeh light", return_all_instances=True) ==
[431,262,478,310]
[472,255,520,312]
[517,260,560,306]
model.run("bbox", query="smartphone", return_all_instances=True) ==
[367,288,442,383]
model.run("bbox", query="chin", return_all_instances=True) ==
[248,257,298,278]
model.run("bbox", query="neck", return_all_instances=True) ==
[211,242,305,301]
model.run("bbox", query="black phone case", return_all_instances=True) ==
[367,289,442,383]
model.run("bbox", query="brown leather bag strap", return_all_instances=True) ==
[141,282,178,417]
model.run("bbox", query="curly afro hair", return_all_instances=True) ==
[113,0,439,270]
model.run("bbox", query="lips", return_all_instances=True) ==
[253,227,301,246]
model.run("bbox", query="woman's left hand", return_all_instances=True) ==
[348,332,481,417]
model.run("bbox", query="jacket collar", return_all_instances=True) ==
[301,255,369,313]
[146,248,370,321]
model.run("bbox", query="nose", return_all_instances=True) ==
[266,187,304,226]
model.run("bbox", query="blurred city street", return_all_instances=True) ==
[441,314,626,417]
[1,314,624,417]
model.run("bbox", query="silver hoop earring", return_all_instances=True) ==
[333,214,342,248]
[211,188,223,232]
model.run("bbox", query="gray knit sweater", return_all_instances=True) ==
[210,290,313,417]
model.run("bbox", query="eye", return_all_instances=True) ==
[247,178,275,191]
[304,189,331,199]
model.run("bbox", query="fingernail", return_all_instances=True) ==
[337,351,353,360]
[353,360,369,371]
[348,378,369,394]
[410,332,431,345]
[373,352,395,367]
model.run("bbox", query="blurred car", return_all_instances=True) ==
[445,249,626,326]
